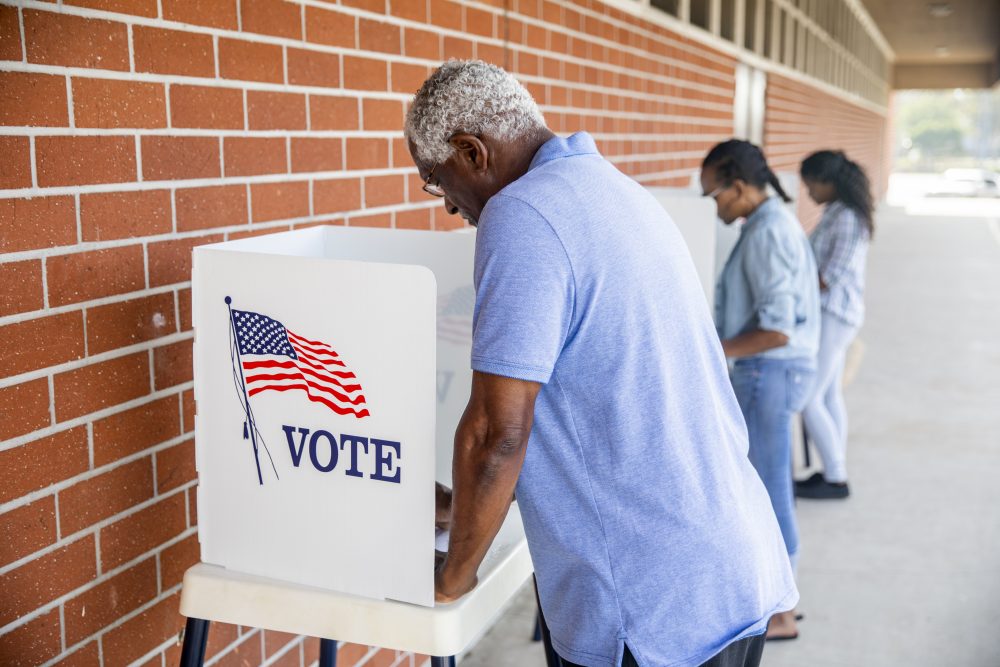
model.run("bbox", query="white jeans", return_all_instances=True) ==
[802,311,859,483]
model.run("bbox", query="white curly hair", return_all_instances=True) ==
[404,59,546,166]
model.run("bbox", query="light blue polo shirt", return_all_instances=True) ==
[472,133,797,667]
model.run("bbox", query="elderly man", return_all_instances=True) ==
[405,60,796,667]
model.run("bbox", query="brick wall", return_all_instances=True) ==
[0,1,882,666]
[763,73,889,230]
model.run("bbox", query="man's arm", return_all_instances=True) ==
[435,371,541,603]
[721,329,789,358]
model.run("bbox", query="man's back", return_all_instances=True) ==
[472,133,796,667]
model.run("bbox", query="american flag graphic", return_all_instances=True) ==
[231,309,370,418]
[437,285,474,346]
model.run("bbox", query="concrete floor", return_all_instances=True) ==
[459,200,1000,667]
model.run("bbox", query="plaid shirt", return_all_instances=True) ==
[809,201,870,327]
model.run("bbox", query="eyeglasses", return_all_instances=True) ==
[704,184,730,200]
[422,164,446,198]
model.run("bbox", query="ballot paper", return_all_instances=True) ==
[435,527,451,552]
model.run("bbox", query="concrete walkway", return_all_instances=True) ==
[459,201,1000,667]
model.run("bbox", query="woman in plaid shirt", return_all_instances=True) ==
[796,150,874,500]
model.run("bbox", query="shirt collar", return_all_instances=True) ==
[743,196,783,230]
[528,132,599,171]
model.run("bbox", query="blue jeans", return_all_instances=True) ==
[731,356,816,570]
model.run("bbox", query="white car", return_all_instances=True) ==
[927,169,1000,198]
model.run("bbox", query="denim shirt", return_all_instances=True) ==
[810,200,869,327]
[715,197,821,361]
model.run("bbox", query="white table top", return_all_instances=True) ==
[179,504,533,657]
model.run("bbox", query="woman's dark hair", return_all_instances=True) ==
[800,150,874,238]
[701,139,792,203]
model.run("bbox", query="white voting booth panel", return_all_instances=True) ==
[192,226,478,608]
[646,188,719,305]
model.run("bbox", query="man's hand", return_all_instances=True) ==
[434,550,477,603]
[435,482,453,531]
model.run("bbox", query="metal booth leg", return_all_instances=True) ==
[178,617,210,667]
[430,657,456,667]
[318,638,338,667]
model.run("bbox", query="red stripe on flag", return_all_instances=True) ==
[244,370,368,405]
[247,383,370,418]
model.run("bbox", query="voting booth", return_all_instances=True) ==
[191,226,485,608]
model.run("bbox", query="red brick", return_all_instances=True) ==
[156,438,195,492]
[224,137,287,176]
[0,496,57,568]
[101,592,182,666]
[65,0,158,16]
[264,629,300,657]
[203,621,239,660]
[162,0,238,29]
[59,642,100,667]
[346,138,389,170]
[64,558,158,646]
[0,428,88,505]
[395,208,432,230]
[0,535,96,627]
[46,245,145,307]
[443,35,473,59]
[92,395,181,467]
[228,226,290,240]
[182,387,195,431]
[80,190,172,241]
[291,138,343,173]
[430,0,462,29]
[314,178,361,214]
[390,0,426,21]
[362,98,404,131]
[0,6,21,61]
[160,531,198,590]
[0,72,68,126]
[305,6,354,48]
[337,642,368,663]
[364,175,405,208]
[404,28,441,60]
[176,184,247,232]
[287,48,340,88]
[476,42,505,67]
[391,137,412,169]
[36,135,136,187]
[188,484,198,525]
[60,457,155,535]
[219,38,284,83]
[241,0,302,39]
[0,379,49,441]
[143,136,220,181]
[392,62,431,95]
[154,339,193,390]
[0,261,44,317]
[73,78,166,129]
[251,181,309,222]
[310,96,358,131]
[100,493,186,570]
[170,85,244,130]
[359,18,400,54]
[0,136,30,189]
[248,91,307,130]
[0,197,76,252]
[86,292,178,355]
[134,26,215,77]
[54,352,151,422]
[213,632,263,667]
[0,608,61,666]
[344,56,388,91]
[349,213,391,228]
[179,291,193,333]
[465,6,495,37]
[0,312,85,378]
[23,10,128,71]
[342,0,386,12]
[148,234,225,286]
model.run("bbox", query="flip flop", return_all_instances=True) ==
[765,633,799,642]
[795,612,805,622]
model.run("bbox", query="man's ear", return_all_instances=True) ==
[448,134,489,174]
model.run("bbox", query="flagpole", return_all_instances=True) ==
[226,296,263,485]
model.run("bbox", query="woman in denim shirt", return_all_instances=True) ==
[701,140,820,640]
[795,151,874,500]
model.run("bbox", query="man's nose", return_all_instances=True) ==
[443,195,459,216]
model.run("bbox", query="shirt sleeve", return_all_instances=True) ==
[818,209,863,289]
[471,194,575,384]
[741,224,799,338]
